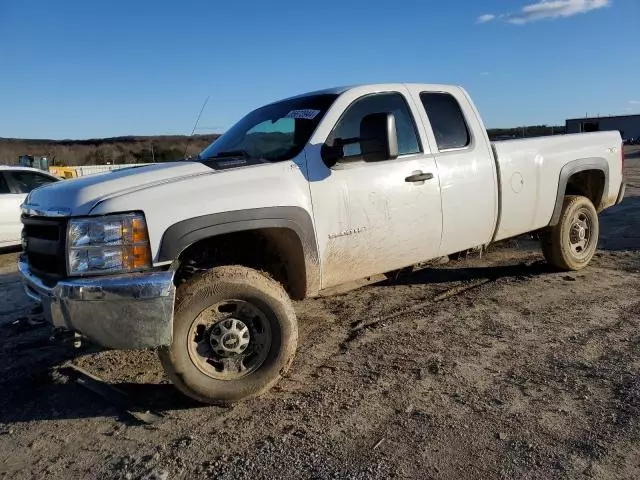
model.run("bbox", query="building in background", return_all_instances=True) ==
[566,114,640,141]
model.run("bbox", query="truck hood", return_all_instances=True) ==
[24,161,215,216]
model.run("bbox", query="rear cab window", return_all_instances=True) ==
[419,92,471,151]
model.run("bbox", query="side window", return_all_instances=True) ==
[420,93,470,150]
[6,171,56,194]
[0,174,10,194]
[330,92,421,160]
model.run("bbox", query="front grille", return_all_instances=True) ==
[21,215,67,280]
[23,223,60,241]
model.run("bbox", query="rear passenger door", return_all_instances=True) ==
[407,86,498,256]
[307,87,443,288]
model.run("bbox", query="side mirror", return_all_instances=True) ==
[320,142,343,167]
[321,112,399,167]
[359,112,399,161]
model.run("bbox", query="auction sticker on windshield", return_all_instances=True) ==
[284,109,321,120]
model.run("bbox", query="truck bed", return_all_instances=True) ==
[491,131,623,242]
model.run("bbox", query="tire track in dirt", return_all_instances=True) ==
[282,252,548,391]
[341,278,492,349]
[339,259,548,350]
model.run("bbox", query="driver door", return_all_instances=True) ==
[306,88,443,289]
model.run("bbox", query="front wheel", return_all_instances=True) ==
[159,265,298,405]
[541,195,599,271]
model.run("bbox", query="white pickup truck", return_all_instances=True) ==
[19,83,625,404]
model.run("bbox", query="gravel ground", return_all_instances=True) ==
[0,158,639,480]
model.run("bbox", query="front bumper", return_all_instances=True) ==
[18,258,176,349]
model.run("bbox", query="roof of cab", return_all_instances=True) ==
[271,83,460,105]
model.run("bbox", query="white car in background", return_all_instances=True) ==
[0,166,60,248]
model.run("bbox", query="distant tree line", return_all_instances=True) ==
[0,134,220,166]
[1,125,565,166]
[487,125,565,140]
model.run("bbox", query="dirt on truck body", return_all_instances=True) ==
[0,155,639,479]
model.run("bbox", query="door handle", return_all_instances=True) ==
[405,171,434,183]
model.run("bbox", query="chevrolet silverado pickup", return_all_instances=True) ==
[19,83,626,404]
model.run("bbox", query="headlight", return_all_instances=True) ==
[67,212,152,276]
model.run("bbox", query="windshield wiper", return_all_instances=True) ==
[206,149,251,159]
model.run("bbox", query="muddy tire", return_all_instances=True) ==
[159,265,297,405]
[541,195,599,271]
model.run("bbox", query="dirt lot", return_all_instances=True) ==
[1,158,639,480]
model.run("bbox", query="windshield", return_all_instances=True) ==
[198,93,338,163]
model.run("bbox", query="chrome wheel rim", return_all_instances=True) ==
[568,208,593,260]
[187,300,272,380]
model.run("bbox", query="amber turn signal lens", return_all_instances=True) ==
[131,217,149,243]
[127,245,152,270]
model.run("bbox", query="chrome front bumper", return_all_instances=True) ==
[18,258,176,349]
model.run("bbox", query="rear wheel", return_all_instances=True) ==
[159,265,298,405]
[541,195,599,271]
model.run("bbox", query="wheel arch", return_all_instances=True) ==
[548,158,609,226]
[157,207,320,299]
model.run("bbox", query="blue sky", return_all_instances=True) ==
[1,0,638,139]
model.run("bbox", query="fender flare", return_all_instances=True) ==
[157,206,320,295]
[548,157,609,226]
